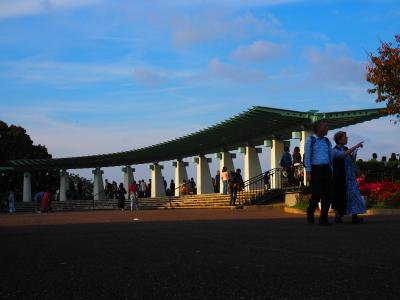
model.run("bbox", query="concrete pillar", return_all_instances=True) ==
[150,164,166,198]
[194,156,214,195]
[243,146,262,183]
[23,171,32,202]
[173,160,189,196]
[122,166,135,199]
[92,167,105,200]
[300,130,313,185]
[218,152,236,194]
[270,139,285,189]
[59,170,69,201]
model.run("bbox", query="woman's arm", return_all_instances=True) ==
[344,142,363,156]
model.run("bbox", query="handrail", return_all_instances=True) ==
[237,165,305,207]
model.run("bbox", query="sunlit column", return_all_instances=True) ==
[122,166,135,199]
[150,163,166,198]
[243,146,262,185]
[92,167,105,200]
[270,139,285,189]
[173,160,189,196]
[194,156,214,195]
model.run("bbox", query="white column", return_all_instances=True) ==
[122,166,135,199]
[92,167,105,200]
[59,170,69,201]
[244,146,262,183]
[23,171,32,202]
[300,130,313,185]
[194,156,214,195]
[173,160,189,196]
[150,164,166,198]
[270,139,285,189]
[218,152,236,194]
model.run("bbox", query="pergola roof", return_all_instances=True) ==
[1,106,385,171]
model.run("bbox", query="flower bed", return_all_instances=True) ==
[357,177,400,208]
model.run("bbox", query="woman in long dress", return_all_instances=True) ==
[332,131,366,224]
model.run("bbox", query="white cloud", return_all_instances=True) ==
[304,43,366,85]
[0,0,100,20]
[230,40,287,62]
[0,60,133,87]
[208,58,267,83]
[172,12,284,47]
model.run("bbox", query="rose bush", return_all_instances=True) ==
[357,177,400,208]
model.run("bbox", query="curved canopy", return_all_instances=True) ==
[1,106,384,171]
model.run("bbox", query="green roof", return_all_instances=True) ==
[1,106,385,171]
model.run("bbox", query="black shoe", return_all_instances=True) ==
[319,220,332,226]
[334,216,343,224]
[352,216,364,224]
[306,212,315,224]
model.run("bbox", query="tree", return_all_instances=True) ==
[0,121,91,201]
[367,35,400,119]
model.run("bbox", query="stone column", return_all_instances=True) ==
[300,130,314,185]
[150,164,166,198]
[23,171,32,202]
[217,152,236,194]
[59,170,69,201]
[194,156,214,195]
[92,167,105,200]
[270,139,285,189]
[173,160,189,196]
[243,146,262,184]
[122,166,135,199]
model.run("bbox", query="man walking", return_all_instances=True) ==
[305,120,333,226]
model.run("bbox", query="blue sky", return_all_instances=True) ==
[1,0,399,183]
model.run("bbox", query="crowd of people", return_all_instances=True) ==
[369,152,399,164]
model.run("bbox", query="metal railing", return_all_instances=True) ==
[237,165,305,207]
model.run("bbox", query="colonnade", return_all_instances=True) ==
[21,130,313,202]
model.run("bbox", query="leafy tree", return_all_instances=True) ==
[0,121,91,201]
[367,35,400,119]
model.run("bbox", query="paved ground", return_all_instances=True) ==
[1,208,400,299]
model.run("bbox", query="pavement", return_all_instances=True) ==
[0,208,399,299]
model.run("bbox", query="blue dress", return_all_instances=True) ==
[332,147,366,215]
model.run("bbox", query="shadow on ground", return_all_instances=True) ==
[0,210,399,299]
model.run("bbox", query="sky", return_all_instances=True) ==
[0,0,399,184]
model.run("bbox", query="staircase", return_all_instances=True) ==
[14,190,278,212]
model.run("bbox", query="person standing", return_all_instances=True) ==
[229,169,244,206]
[305,120,333,226]
[140,180,147,198]
[129,181,139,211]
[332,131,365,224]
[280,146,294,186]
[33,191,44,212]
[292,146,303,186]
[189,178,196,194]
[170,180,175,196]
[41,192,50,213]
[221,166,229,195]
[215,170,221,193]
[117,183,126,211]
[8,191,16,214]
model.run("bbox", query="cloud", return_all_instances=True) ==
[0,60,133,87]
[230,40,287,62]
[208,58,267,83]
[172,12,284,47]
[0,0,99,20]
[304,43,366,85]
